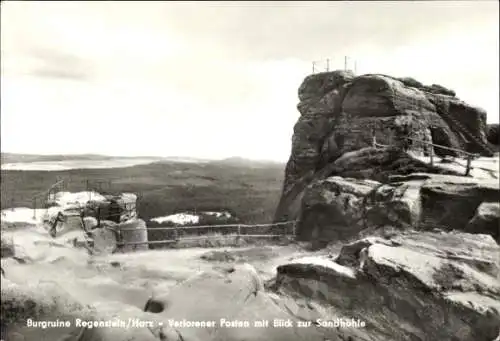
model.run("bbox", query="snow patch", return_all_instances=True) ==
[204,211,232,218]
[1,207,39,225]
[286,256,357,279]
[151,213,200,225]
[49,191,107,207]
[150,211,232,225]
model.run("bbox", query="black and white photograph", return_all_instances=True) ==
[1,1,499,340]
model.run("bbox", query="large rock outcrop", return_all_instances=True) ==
[275,231,500,341]
[281,71,491,196]
[275,70,498,245]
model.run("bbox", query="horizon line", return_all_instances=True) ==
[0,151,286,163]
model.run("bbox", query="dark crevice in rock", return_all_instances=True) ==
[143,298,165,314]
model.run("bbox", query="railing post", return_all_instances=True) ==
[465,156,472,176]
[174,226,179,242]
[236,224,242,242]
[429,146,434,166]
[97,206,101,227]
[33,197,37,220]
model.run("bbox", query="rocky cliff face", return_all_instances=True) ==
[275,70,499,245]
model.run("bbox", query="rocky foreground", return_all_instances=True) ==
[1,228,499,341]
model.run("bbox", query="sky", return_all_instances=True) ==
[1,1,498,161]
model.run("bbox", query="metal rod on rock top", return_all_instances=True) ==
[344,56,348,71]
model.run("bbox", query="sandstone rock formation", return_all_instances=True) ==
[295,171,499,246]
[465,202,500,243]
[275,231,500,341]
[487,123,499,146]
[275,70,499,245]
[285,71,491,191]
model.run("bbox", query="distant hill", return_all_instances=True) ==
[0,153,165,165]
[1,153,284,168]
[160,156,212,164]
[210,156,284,168]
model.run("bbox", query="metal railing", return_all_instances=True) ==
[438,105,496,156]
[113,220,297,247]
[27,178,298,248]
[85,179,113,194]
[32,179,66,219]
[371,135,479,176]
[31,178,123,219]
[408,96,496,156]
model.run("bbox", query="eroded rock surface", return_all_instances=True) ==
[2,223,499,341]
[295,172,500,244]
[1,278,171,341]
[143,264,334,341]
[465,202,500,243]
[275,146,464,224]
[276,231,500,341]
[1,261,344,341]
